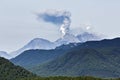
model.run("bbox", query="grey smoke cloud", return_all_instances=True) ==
[37,9,71,36]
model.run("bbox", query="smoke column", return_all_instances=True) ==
[37,9,71,36]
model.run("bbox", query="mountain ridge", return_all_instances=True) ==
[10,38,56,58]
[10,32,100,58]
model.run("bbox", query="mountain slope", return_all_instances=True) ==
[30,38,120,78]
[11,43,79,68]
[0,57,35,80]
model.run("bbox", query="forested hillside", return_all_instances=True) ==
[0,57,35,80]
[30,38,120,78]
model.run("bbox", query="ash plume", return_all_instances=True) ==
[37,9,71,36]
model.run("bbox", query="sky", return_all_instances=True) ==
[0,0,120,52]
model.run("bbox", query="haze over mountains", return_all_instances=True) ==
[0,32,100,59]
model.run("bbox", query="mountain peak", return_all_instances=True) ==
[10,38,56,58]
[27,38,55,49]
[29,38,53,46]
[31,38,49,42]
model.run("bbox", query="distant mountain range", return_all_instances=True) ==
[11,38,120,78]
[0,57,35,80]
[9,32,100,58]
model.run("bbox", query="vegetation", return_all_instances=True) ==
[19,76,120,80]
[0,57,35,80]
[30,48,120,77]
[11,47,71,68]
[30,38,120,77]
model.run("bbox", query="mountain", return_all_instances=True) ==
[0,51,11,59]
[10,32,100,59]
[10,38,56,58]
[0,57,35,80]
[30,38,120,78]
[10,33,80,59]
[77,32,101,42]
[11,43,79,68]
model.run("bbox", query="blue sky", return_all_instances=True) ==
[0,0,120,52]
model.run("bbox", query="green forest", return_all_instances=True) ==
[0,57,120,80]
[0,57,35,80]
